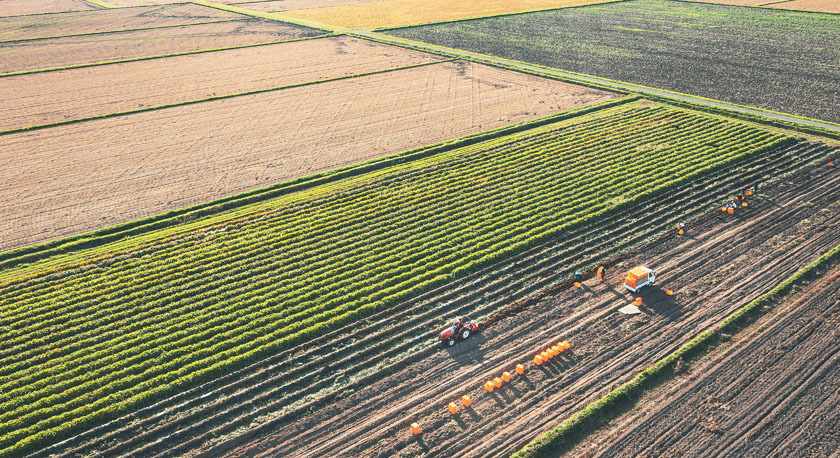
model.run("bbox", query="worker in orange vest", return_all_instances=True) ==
[596,265,606,282]
[677,222,685,236]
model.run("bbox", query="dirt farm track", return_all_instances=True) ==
[212,147,840,457]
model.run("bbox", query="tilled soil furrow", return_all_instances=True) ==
[217,149,840,457]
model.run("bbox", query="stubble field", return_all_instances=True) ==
[0,0,98,16]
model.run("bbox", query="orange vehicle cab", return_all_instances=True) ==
[624,266,655,292]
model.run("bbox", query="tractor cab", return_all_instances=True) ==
[439,317,478,347]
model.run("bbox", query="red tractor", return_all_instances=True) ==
[439,317,478,347]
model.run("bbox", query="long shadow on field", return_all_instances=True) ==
[442,332,488,363]
[640,288,683,321]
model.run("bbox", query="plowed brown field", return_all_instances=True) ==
[0,18,322,74]
[0,36,442,131]
[0,0,97,16]
[774,0,840,13]
[0,61,616,251]
[571,260,840,457]
[0,3,240,42]
[213,154,840,457]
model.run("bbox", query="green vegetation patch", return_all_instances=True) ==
[0,101,791,456]
[387,0,840,124]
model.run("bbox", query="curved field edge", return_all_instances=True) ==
[512,241,840,458]
[0,95,635,280]
[0,103,795,455]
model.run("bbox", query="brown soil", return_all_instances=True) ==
[571,264,840,457]
[215,157,840,457]
[773,0,840,12]
[0,0,97,16]
[0,60,615,252]
[0,35,442,131]
[0,18,321,74]
[230,0,388,12]
[0,3,240,42]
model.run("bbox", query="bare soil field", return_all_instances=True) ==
[212,148,840,458]
[0,35,442,131]
[0,3,240,42]
[230,0,387,12]
[0,0,97,16]
[774,0,840,13]
[571,261,840,457]
[0,60,615,251]
[0,18,322,74]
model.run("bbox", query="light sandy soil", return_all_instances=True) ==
[230,0,387,12]
[0,60,616,251]
[0,18,322,73]
[0,35,442,131]
[570,264,840,457]
[0,0,97,16]
[773,0,840,12]
[0,3,240,42]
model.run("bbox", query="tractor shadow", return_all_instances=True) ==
[442,332,489,363]
[640,288,683,321]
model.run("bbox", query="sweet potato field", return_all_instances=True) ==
[0,103,795,456]
[388,0,840,123]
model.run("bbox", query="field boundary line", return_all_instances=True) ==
[82,0,117,8]
[0,2,186,18]
[673,0,840,15]
[0,18,245,44]
[190,0,337,31]
[0,33,332,78]
[512,241,840,458]
[357,31,840,134]
[0,96,638,280]
[366,0,626,32]
[0,58,453,136]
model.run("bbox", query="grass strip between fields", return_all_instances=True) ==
[366,30,840,135]
[191,0,337,31]
[82,0,117,8]
[673,0,840,15]
[512,241,840,458]
[0,95,639,281]
[0,32,332,78]
[0,57,454,136]
[0,19,248,44]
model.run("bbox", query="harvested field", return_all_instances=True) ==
[388,0,840,123]
[773,0,840,13]
[0,3,241,42]
[0,101,822,456]
[275,0,616,30]
[0,18,323,74]
[230,0,386,12]
[212,144,840,458]
[571,258,840,457]
[0,35,443,131]
[0,60,615,251]
[0,0,97,16]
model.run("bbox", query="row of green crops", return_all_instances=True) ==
[0,101,792,456]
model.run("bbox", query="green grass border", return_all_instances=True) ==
[513,241,840,458]
[367,30,840,132]
[0,57,452,136]
[0,95,638,274]
[82,0,117,8]
[0,32,332,78]
[0,18,244,44]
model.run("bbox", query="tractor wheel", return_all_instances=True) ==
[460,329,470,340]
[446,338,457,347]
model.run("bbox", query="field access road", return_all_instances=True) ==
[354,31,840,134]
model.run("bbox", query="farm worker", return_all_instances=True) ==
[574,271,583,282]
[677,222,685,236]
[596,266,606,282]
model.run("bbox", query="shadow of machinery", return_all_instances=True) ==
[639,286,683,321]
[441,331,489,363]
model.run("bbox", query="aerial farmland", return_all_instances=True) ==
[0,0,838,457]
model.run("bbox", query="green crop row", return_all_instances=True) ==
[0,102,790,456]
